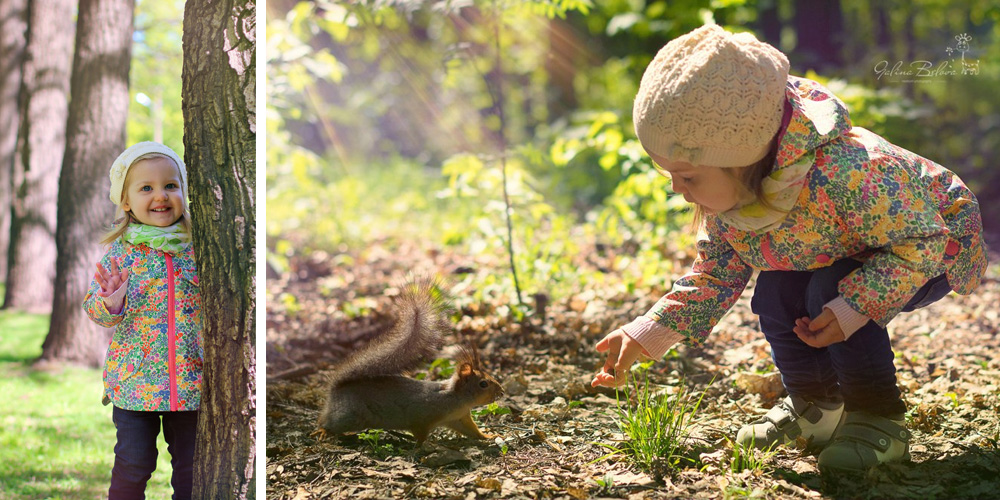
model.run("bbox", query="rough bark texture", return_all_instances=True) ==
[3,0,74,311]
[0,0,28,282]
[40,0,134,367]
[181,0,256,498]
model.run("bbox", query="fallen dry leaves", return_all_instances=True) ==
[266,240,1000,499]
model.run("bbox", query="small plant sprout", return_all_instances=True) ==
[474,402,512,418]
[593,473,615,491]
[495,436,509,456]
[357,429,394,458]
[944,392,960,409]
[595,364,709,473]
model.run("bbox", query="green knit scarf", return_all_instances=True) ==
[124,223,191,254]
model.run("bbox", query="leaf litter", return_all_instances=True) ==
[266,240,1000,499]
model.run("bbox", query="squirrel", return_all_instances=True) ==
[316,280,505,443]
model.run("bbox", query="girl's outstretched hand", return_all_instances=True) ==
[95,256,128,297]
[793,308,845,348]
[591,328,650,388]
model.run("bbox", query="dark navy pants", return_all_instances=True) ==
[109,406,198,500]
[751,258,952,417]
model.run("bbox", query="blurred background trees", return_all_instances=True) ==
[266,0,999,304]
[267,0,999,292]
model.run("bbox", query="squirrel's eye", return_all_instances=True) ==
[479,380,489,388]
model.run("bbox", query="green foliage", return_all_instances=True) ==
[0,311,172,498]
[474,402,513,417]
[598,367,708,473]
[128,0,185,152]
[266,0,999,306]
[424,357,456,379]
[723,479,776,500]
[438,151,586,298]
[357,429,396,458]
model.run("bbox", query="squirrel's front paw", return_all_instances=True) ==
[310,428,329,441]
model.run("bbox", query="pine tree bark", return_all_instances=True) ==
[181,0,256,497]
[3,0,74,312]
[0,0,28,283]
[40,0,134,367]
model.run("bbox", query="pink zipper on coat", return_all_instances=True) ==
[165,252,178,411]
[760,234,788,271]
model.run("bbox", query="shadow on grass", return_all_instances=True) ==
[0,463,110,500]
[775,447,1000,499]
[0,353,33,364]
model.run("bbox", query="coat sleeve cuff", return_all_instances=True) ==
[620,316,685,359]
[823,296,870,340]
[101,281,127,315]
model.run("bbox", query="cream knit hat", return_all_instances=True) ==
[109,141,186,205]
[633,24,789,167]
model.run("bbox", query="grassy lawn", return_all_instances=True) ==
[0,305,173,499]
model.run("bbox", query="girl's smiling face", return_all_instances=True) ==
[648,152,752,215]
[121,157,185,227]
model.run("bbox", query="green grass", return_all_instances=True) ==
[0,308,172,499]
[598,366,708,474]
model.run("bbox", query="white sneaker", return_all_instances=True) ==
[737,395,844,450]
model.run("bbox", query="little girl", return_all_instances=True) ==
[83,141,203,499]
[591,25,986,472]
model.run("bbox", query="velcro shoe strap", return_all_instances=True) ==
[844,413,911,442]
[799,403,824,424]
[760,403,802,439]
[763,404,795,429]
[837,417,911,453]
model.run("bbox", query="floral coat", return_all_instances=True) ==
[634,76,986,358]
[83,239,203,411]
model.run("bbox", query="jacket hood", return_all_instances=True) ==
[776,76,854,168]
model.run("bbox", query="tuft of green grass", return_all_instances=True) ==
[728,436,778,474]
[0,309,173,499]
[597,365,708,473]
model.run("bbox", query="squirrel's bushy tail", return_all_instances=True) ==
[328,279,449,388]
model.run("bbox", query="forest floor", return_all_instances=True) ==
[264,240,1000,500]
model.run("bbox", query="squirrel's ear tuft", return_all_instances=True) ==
[458,362,474,377]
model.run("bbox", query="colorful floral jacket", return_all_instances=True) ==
[83,239,203,411]
[630,76,987,358]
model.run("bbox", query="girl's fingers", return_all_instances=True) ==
[109,256,119,276]
[591,371,615,388]
[96,263,110,281]
[615,346,633,381]
[595,336,610,353]
[810,311,834,330]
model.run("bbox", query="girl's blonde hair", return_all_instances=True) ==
[100,152,193,245]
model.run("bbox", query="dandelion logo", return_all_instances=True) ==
[874,32,981,81]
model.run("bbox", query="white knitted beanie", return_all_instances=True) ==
[109,141,187,205]
[633,24,789,167]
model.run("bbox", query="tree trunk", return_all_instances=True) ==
[791,0,843,71]
[544,18,578,121]
[181,0,256,498]
[757,0,782,50]
[4,0,75,312]
[0,0,28,284]
[40,0,134,367]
